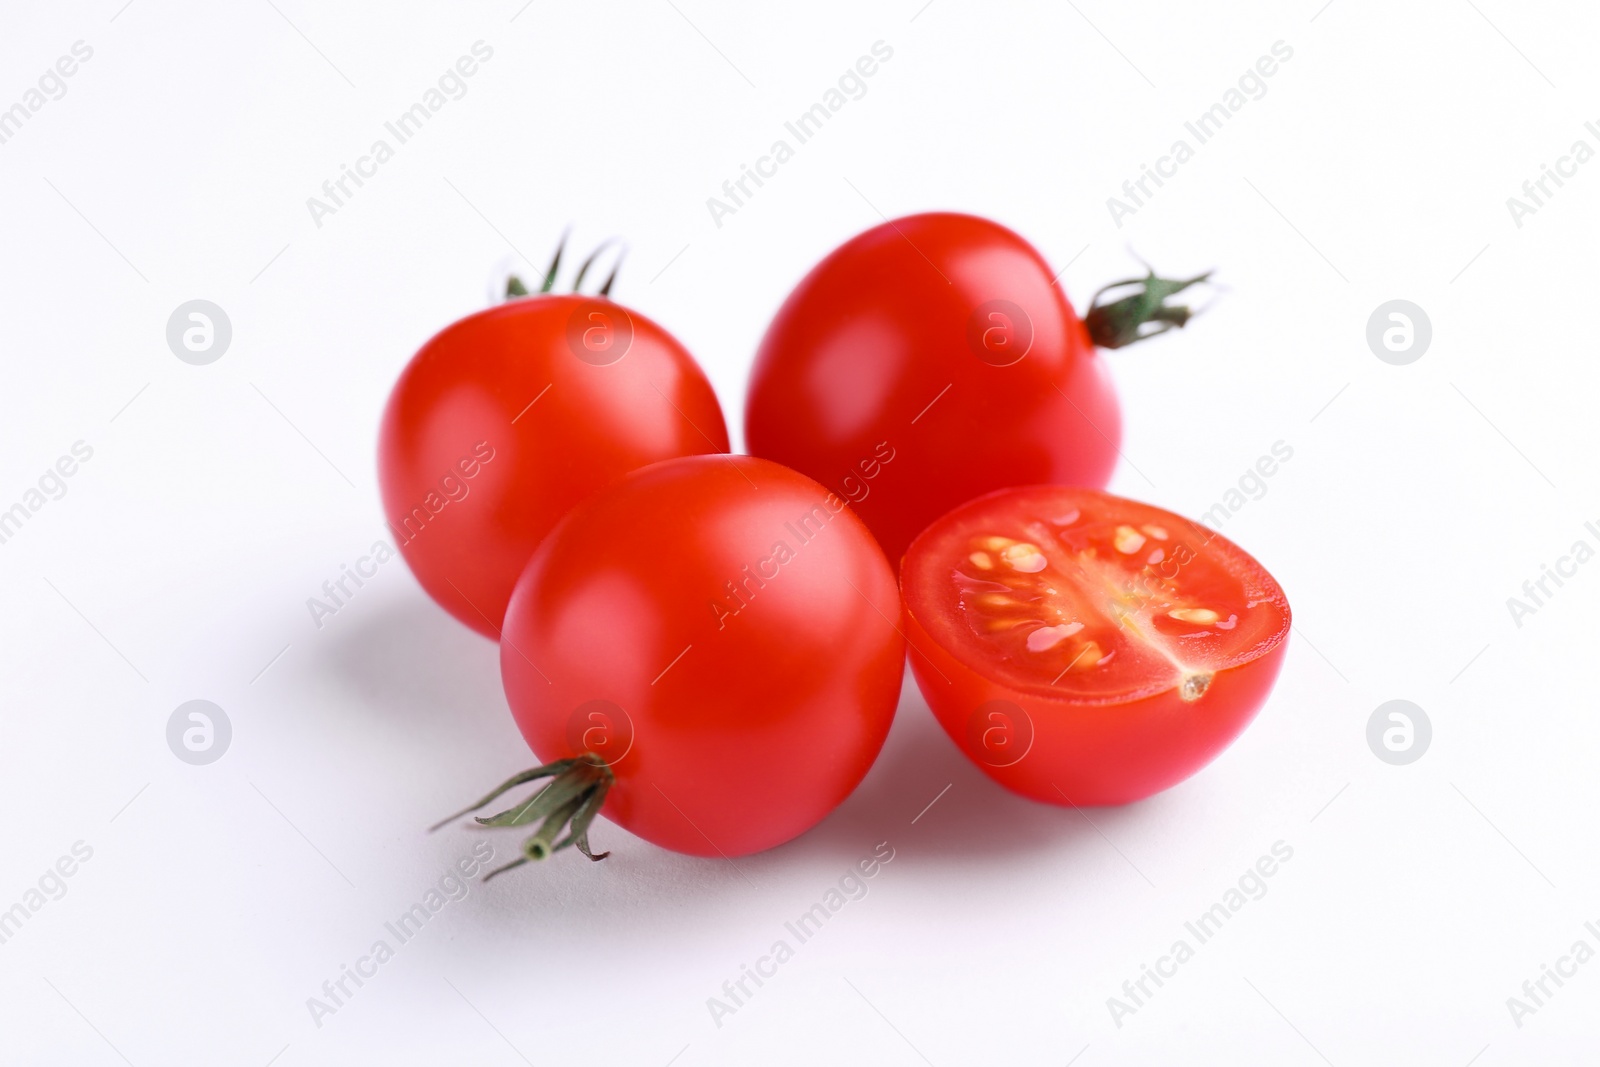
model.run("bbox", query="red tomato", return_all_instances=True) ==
[467,454,904,865]
[378,294,728,638]
[902,485,1289,806]
[746,212,1127,565]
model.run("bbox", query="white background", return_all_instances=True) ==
[2,0,1597,1063]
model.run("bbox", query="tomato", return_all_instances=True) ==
[438,454,904,871]
[745,212,1204,564]
[901,485,1289,806]
[378,293,728,638]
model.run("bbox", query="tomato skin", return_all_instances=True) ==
[901,484,1290,806]
[745,212,1120,564]
[500,454,904,857]
[906,610,1288,805]
[378,295,727,638]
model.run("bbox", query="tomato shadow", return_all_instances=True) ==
[304,589,512,748]
[774,668,1149,873]
[303,591,785,914]
[305,606,1154,938]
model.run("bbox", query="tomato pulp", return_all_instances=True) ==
[495,454,905,858]
[378,294,727,637]
[902,485,1290,806]
[745,212,1123,564]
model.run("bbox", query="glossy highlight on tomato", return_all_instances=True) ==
[745,212,1122,564]
[498,454,905,857]
[378,294,728,638]
[902,485,1290,806]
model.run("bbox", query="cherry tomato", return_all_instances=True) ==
[902,485,1290,806]
[745,212,1125,564]
[378,294,728,638]
[483,454,904,862]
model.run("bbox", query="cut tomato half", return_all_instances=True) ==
[902,485,1290,805]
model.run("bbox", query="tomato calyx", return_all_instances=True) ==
[430,754,614,879]
[505,229,626,301]
[1084,268,1212,349]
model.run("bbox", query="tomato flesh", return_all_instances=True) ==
[903,485,1290,805]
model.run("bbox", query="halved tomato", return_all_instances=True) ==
[902,485,1290,806]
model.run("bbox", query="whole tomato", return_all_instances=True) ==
[378,293,727,637]
[438,454,906,872]
[745,212,1204,564]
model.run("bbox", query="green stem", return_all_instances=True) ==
[573,239,626,294]
[1084,269,1212,349]
[540,228,569,293]
[501,231,626,302]
[431,754,615,878]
